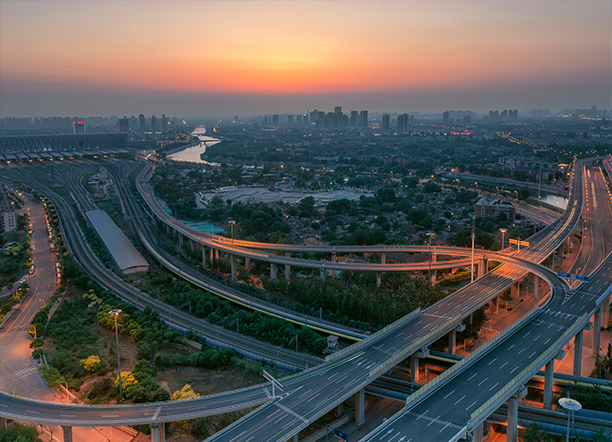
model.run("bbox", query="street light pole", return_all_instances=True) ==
[471,217,476,283]
[500,228,507,251]
[229,220,236,244]
[109,309,123,401]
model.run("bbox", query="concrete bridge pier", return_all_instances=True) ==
[544,351,566,409]
[210,247,214,262]
[489,296,499,315]
[190,241,194,252]
[285,252,291,282]
[1,417,7,429]
[478,256,488,278]
[511,282,519,298]
[602,295,610,329]
[410,348,430,382]
[573,329,583,376]
[355,389,365,427]
[547,254,554,270]
[332,252,337,279]
[178,232,183,249]
[231,254,237,282]
[245,257,250,271]
[430,253,437,286]
[150,423,165,442]
[533,275,540,304]
[558,242,565,257]
[62,426,73,442]
[376,272,382,289]
[215,248,219,260]
[506,386,527,442]
[473,421,484,442]
[270,263,277,281]
[448,324,465,355]
[320,268,325,281]
[202,246,207,268]
[336,402,344,417]
[593,308,602,357]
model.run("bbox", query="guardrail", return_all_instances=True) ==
[367,314,461,380]
[325,308,422,363]
[469,311,590,426]
[402,304,542,412]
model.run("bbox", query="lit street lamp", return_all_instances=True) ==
[426,232,435,286]
[559,397,581,442]
[500,228,508,251]
[109,309,123,401]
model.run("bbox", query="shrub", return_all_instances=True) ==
[80,355,101,373]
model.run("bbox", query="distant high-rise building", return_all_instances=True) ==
[139,114,145,135]
[287,114,293,125]
[501,110,508,119]
[150,115,157,133]
[443,111,450,125]
[334,106,342,115]
[382,114,390,133]
[118,117,129,133]
[350,111,359,128]
[359,110,368,127]
[463,115,472,126]
[234,115,239,122]
[296,114,302,125]
[73,121,86,134]
[0,189,17,233]
[161,114,168,133]
[272,114,279,125]
[397,114,409,134]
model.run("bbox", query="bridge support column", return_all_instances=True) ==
[573,330,583,376]
[331,252,337,279]
[473,422,484,442]
[511,282,519,298]
[1,418,7,429]
[602,295,610,329]
[245,257,250,271]
[533,275,540,305]
[230,254,237,282]
[150,423,165,442]
[285,252,291,282]
[376,272,382,289]
[202,246,207,269]
[548,254,554,270]
[215,248,219,260]
[178,233,183,249]
[593,308,601,357]
[62,426,73,442]
[210,248,214,262]
[190,241,194,252]
[355,388,365,427]
[291,435,298,442]
[543,360,554,409]
[380,252,386,264]
[320,268,325,281]
[558,243,565,257]
[430,253,437,286]
[489,296,499,315]
[506,386,527,442]
[410,348,429,383]
[270,263,277,281]
[448,324,465,355]
[478,256,488,278]
[336,402,344,418]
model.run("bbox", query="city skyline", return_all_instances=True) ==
[1,1,611,118]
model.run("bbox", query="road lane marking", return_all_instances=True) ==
[274,414,287,424]
[335,375,348,385]
[101,415,119,418]
[510,366,519,374]
[468,373,477,381]
[427,415,440,427]
[25,410,40,414]
[466,401,478,410]
[488,357,498,365]
[518,348,525,355]
[60,415,77,417]
[478,378,488,386]
[229,431,246,442]
[274,402,308,424]
[489,383,499,391]
[327,372,339,380]
[306,393,320,403]
[298,389,312,399]
[443,390,455,400]
[439,422,452,433]
[528,351,537,359]
[454,395,466,405]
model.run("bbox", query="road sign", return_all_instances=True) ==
[263,370,284,392]
[576,275,590,282]
[334,428,348,442]
[557,272,572,279]
[509,239,530,247]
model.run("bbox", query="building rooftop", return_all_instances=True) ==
[86,210,148,274]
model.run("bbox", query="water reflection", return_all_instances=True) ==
[167,127,220,163]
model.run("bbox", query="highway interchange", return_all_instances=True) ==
[0,156,610,442]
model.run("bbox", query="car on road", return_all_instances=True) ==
[18,279,26,284]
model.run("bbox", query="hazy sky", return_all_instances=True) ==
[1,1,611,118]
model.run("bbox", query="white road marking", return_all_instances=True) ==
[488,357,498,365]
[499,361,508,370]
[468,373,477,381]
[478,378,488,386]
[466,401,478,410]
[454,395,466,405]
[298,389,312,399]
[306,393,320,403]
[229,431,246,442]
[443,390,455,400]
[489,383,499,391]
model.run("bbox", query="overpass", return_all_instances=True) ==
[0,158,591,442]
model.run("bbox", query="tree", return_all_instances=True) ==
[172,384,200,401]
[518,189,531,200]
[80,355,101,373]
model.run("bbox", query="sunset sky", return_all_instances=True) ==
[1,1,610,118]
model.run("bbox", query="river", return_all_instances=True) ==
[167,127,221,163]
